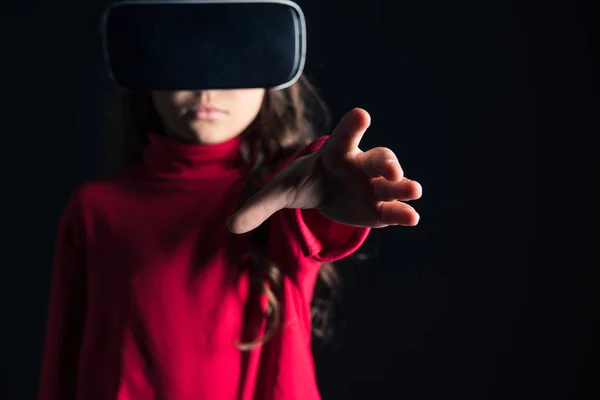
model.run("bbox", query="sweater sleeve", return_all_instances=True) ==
[287,207,370,262]
[38,192,87,400]
[268,136,371,262]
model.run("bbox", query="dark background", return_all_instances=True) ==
[0,0,590,399]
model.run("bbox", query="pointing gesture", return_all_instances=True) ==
[228,108,422,234]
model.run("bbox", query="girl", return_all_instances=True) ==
[38,75,422,400]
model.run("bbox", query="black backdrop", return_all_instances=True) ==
[0,0,591,399]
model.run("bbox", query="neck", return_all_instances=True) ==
[140,132,244,181]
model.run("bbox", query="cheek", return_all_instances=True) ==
[153,92,192,116]
[240,90,265,116]
[172,92,194,108]
[151,97,186,134]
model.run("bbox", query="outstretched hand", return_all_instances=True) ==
[227,108,422,234]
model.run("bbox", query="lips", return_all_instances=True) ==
[190,104,226,121]
[194,104,225,114]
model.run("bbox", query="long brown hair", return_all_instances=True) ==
[110,74,340,349]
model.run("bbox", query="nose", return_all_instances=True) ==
[194,90,220,103]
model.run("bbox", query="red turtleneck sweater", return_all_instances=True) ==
[38,134,370,400]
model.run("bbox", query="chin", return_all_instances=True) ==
[186,120,242,145]
[191,130,236,145]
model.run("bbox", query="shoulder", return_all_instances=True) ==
[67,171,128,204]
[61,169,137,222]
[301,135,329,157]
[264,136,330,185]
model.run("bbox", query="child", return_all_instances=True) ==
[38,75,422,400]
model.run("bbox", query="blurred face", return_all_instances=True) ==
[151,89,266,144]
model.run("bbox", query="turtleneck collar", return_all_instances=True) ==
[141,133,244,180]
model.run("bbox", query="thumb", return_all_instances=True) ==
[324,108,371,158]
[227,180,290,234]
